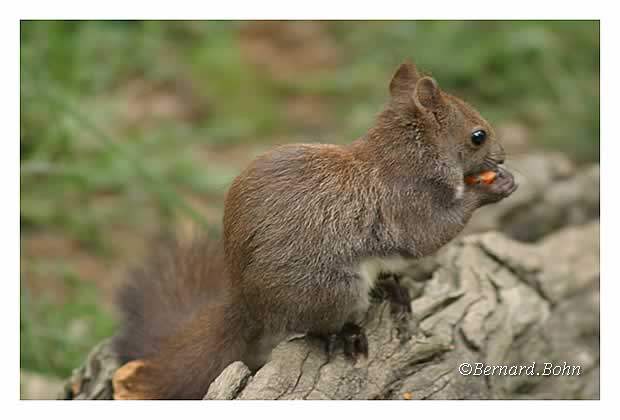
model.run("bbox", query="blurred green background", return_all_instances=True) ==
[20,21,599,387]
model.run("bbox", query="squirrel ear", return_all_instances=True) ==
[389,61,421,98]
[413,76,444,111]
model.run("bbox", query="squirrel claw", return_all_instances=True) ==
[318,323,368,361]
[490,168,518,196]
[374,274,412,315]
[341,322,369,360]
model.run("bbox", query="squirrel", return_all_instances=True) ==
[112,61,518,399]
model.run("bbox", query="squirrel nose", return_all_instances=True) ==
[493,142,506,165]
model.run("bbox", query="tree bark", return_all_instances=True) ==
[61,220,599,400]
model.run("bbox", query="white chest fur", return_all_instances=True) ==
[455,182,465,200]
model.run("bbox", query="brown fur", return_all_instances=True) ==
[114,61,517,399]
[113,237,246,399]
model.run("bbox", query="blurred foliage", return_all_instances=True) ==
[20,20,599,380]
[21,274,116,377]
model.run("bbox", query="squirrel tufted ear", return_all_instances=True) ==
[389,61,421,98]
[413,76,444,112]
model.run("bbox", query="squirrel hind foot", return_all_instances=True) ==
[314,322,369,361]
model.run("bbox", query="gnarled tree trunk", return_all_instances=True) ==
[61,221,599,400]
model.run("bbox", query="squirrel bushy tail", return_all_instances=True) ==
[113,236,247,399]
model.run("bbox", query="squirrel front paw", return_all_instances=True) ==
[470,167,518,206]
[372,274,412,316]
[372,274,416,342]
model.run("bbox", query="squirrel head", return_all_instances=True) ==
[378,61,505,176]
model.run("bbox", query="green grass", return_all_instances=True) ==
[21,272,117,378]
[20,20,599,380]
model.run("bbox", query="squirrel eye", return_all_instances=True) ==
[471,130,487,146]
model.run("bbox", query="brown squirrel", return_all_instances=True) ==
[113,61,517,399]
